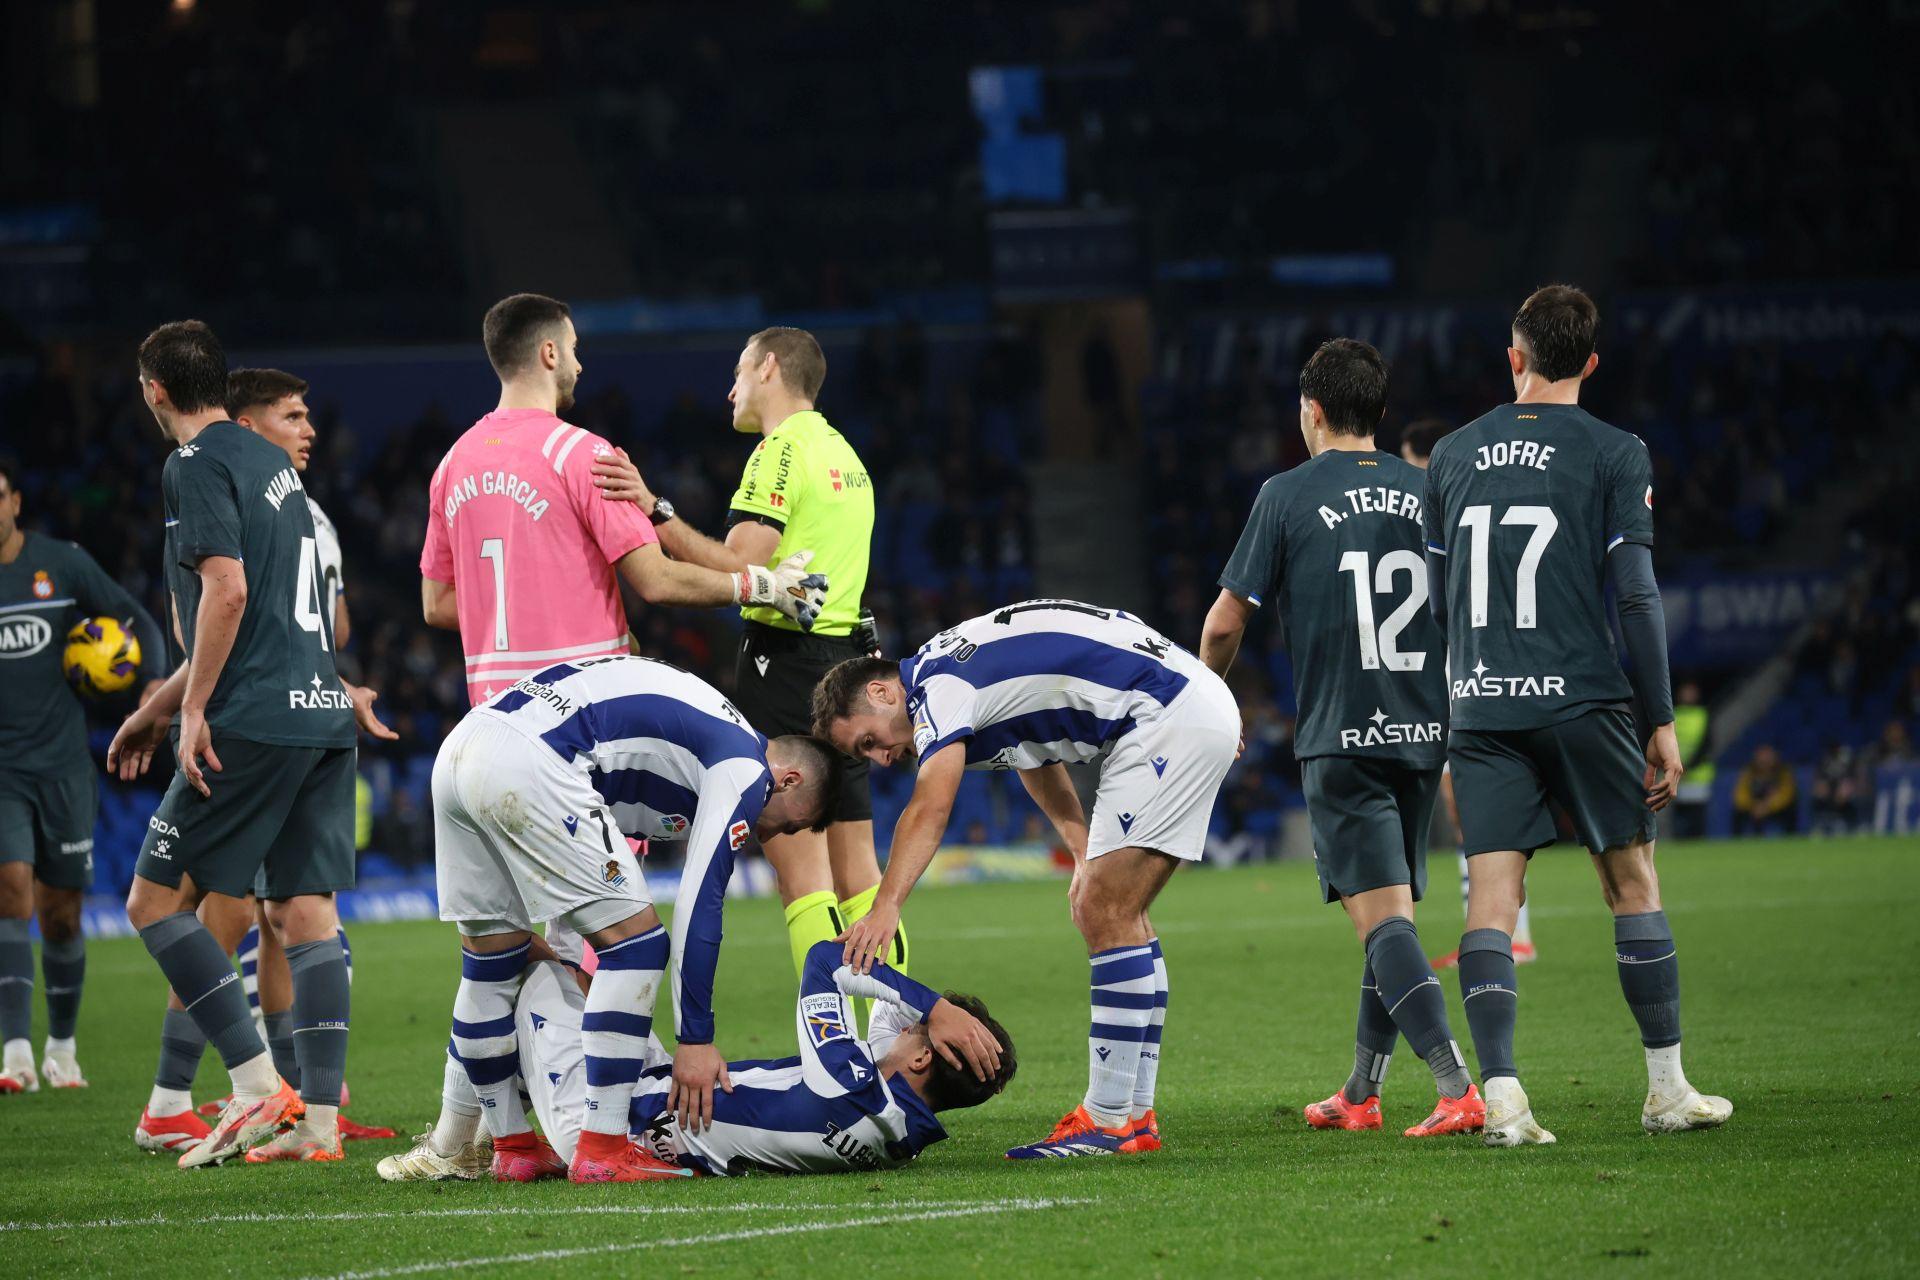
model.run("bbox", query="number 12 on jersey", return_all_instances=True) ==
[1338,549,1428,671]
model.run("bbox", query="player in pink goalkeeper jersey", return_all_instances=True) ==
[421,293,829,707]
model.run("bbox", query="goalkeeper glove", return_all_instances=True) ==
[737,551,830,632]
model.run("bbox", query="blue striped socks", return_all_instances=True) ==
[1085,942,1157,1126]
[582,926,668,1136]
[451,940,532,1139]
[1129,938,1169,1118]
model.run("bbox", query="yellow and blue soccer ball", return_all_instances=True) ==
[63,616,140,697]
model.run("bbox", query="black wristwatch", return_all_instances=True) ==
[650,496,677,524]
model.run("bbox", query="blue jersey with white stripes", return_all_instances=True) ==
[628,942,948,1175]
[479,655,770,1044]
[900,600,1202,770]
[1423,403,1652,730]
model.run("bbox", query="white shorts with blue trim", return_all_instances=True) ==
[1086,664,1240,863]
[433,713,649,934]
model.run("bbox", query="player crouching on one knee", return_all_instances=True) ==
[494,938,1011,1180]
[813,601,1240,1159]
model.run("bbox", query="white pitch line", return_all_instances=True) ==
[0,1197,1040,1235]
[300,1198,1093,1280]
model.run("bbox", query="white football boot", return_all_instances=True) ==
[41,1044,88,1089]
[1643,1086,1733,1133]
[377,1132,494,1182]
[1482,1076,1556,1147]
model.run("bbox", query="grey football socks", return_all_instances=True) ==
[40,934,85,1041]
[286,936,350,1108]
[0,918,32,1046]
[1367,917,1472,1100]
[1613,910,1681,1048]
[1457,927,1519,1081]
[154,1006,208,1091]
[1342,958,1398,1103]
[137,911,263,1070]
[263,1008,301,1090]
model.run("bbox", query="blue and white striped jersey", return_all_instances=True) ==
[627,941,948,1176]
[479,654,770,1045]
[901,599,1202,771]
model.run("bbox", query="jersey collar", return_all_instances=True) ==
[771,410,829,437]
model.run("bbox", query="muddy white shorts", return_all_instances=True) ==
[433,711,648,935]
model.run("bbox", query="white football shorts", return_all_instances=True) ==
[1086,660,1240,863]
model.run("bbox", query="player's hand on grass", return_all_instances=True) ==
[837,899,900,975]
[107,701,171,781]
[591,447,656,510]
[176,707,223,798]
[343,680,400,741]
[927,997,1002,1081]
[669,1042,732,1133]
[1644,722,1684,812]
[738,551,829,632]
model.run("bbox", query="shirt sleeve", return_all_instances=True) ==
[1218,476,1286,606]
[564,435,658,565]
[170,454,243,569]
[1604,436,1656,552]
[419,454,454,582]
[68,545,167,682]
[665,763,768,1045]
[792,941,894,1107]
[729,434,801,523]
[907,674,976,761]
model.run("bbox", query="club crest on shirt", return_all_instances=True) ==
[802,993,850,1047]
[32,571,53,599]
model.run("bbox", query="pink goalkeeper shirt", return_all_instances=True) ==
[421,408,658,705]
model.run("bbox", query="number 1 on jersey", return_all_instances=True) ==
[480,537,509,651]
[1459,504,1558,629]
[1338,549,1427,671]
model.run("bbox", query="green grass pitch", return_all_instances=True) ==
[2,838,1916,1278]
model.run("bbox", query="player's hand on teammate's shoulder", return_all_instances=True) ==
[836,897,899,975]
[738,550,830,631]
[928,997,1002,1081]
[669,1041,732,1133]
[591,446,654,509]
[341,679,400,742]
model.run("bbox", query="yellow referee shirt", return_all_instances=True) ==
[728,410,873,635]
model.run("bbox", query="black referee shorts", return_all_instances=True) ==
[733,622,872,823]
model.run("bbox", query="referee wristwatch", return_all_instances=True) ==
[649,496,677,524]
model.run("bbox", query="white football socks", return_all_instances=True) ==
[229,1049,280,1098]
[1646,1043,1686,1096]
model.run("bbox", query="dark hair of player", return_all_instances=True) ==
[137,320,229,414]
[810,656,901,740]
[1299,337,1389,437]
[919,992,1017,1112]
[748,326,827,402]
[1512,284,1599,383]
[770,734,847,833]
[483,293,572,379]
[1399,417,1455,463]
[226,368,310,419]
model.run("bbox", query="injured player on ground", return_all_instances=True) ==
[516,939,1015,1178]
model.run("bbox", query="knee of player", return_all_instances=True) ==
[36,905,81,945]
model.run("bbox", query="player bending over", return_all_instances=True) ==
[1424,285,1730,1144]
[507,940,1009,1178]
[814,600,1240,1158]
[1202,339,1482,1138]
[395,655,843,1184]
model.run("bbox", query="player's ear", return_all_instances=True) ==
[1581,351,1599,381]
[1506,346,1526,379]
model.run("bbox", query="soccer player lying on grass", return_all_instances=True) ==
[813,600,1241,1159]
[509,939,1011,1179]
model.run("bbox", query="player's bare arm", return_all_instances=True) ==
[107,661,189,780]
[178,554,247,796]
[615,541,828,631]
[420,576,458,630]
[332,592,351,649]
[590,446,776,573]
[840,743,964,973]
[1199,588,1255,677]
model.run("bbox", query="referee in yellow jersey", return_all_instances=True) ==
[591,327,907,982]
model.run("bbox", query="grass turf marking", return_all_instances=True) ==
[300,1199,1096,1280]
